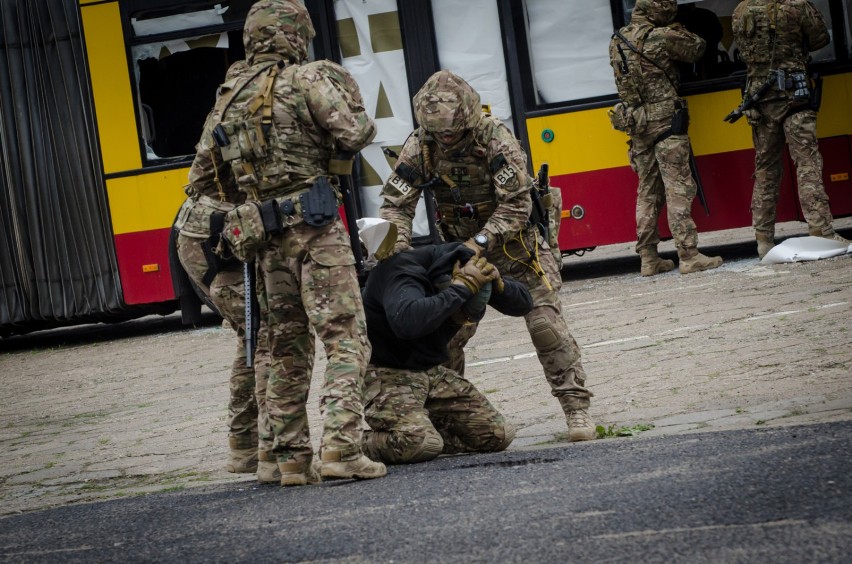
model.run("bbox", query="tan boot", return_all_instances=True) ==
[226,437,258,473]
[638,247,675,277]
[755,232,775,260]
[678,248,723,274]
[566,409,596,442]
[320,450,387,481]
[278,460,322,487]
[256,461,281,484]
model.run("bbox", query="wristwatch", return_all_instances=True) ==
[473,233,489,248]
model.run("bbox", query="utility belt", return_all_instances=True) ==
[748,69,823,121]
[175,191,236,238]
[768,69,810,102]
[643,98,680,121]
[437,201,496,223]
[218,176,339,263]
[609,98,687,139]
[437,201,496,241]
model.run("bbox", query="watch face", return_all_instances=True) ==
[474,234,488,246]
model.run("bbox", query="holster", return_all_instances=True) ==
[299,176,338,227]
[201,212,240,286]
[809,75,823,111]
[654,102,690,146]
[670,101,689,135]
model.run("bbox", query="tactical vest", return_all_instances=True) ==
[735,1,814,76]
[611,22,655,107]
[425,119,501,241]
[217,61,332,201]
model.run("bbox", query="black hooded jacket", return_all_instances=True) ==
[362,243,533,370]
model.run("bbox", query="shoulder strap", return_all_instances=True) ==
[247,61,285,125]
[220,61,282,118]
[613,28,678,91]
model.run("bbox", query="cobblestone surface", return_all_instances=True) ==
[1,219,850,516]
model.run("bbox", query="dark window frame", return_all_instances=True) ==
[114,0,249,175]
[502,0,852,121]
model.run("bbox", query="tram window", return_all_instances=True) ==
[797,0,837,62]
[619,0,838,82]
[431,0,513,129]
[129,2,250,162]
[525,0,617,105]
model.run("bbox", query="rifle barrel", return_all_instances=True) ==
[688,149,709,216]
[244,261,255,368]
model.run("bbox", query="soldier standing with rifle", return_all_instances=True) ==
[608,0,723,276]
[211,0,385,486]
[174,61,279,482]
[379,70,596,442]
[730,0,849,258]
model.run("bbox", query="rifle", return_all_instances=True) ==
[384,146,442,245]
[339,171,365,281]
[688,149,709,216]
[530,163,550,240]
[724,71,779,123]
[243,261,259,368]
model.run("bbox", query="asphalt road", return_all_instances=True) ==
[1,421,850,563]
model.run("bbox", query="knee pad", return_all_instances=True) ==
[529,316,561,353]
[406,431,444,463]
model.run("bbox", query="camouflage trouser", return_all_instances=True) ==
[255,218,370,465]
[749,101,834,238]
[362,364,513,464]
[446,229,593,412]
[175,233,262,451]
[628,118,699,254]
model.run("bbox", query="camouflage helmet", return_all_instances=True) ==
[413,70,481,134]
[243,0,315,65]
[633,0,677,26]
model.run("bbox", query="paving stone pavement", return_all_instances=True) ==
[1,219,850,516]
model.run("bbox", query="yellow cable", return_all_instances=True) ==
[501,227,552,291]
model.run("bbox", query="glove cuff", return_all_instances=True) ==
[451,276,478,295]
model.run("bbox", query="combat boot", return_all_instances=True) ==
[566,409,596,442]
[638,247,675,277]
[678,248,723,274]
[256,449,281,483]
[226,436,258,473]
[320,449,387,480]
[278,460,321,487]
[755,232,775,260]
[256,461,281,484]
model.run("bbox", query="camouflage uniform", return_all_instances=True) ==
[174,61,267,473]
[213,0,384,483]
[379,71,595,441]
[732,0,847,255]
[608,0,723,275]
[360,242,530,463]
[363,365,512,463]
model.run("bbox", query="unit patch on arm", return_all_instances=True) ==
[388,172,414,196]
[490,154,517,187]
